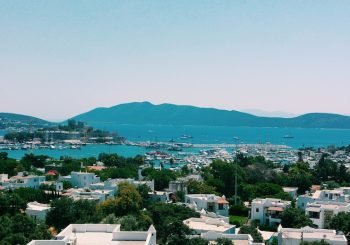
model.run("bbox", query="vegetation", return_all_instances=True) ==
[280,208,313,228]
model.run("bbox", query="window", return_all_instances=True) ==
[218,204,224,210]
[256,208,259,213]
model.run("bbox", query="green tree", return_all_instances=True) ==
[280,208,313,228]
[239,224,263,242]
[216,237,232,245]
[329,212,350,240]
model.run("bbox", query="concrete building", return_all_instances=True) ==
[185,194,229,217]
[168,180,187,194]
[306,201,350,229]
[277,225,347,245]
[27,223,156,245]
[189,232,264,245]
[183,215,235,234]
[90,178,155,194]
[298,188,350,210]
[62,188,114,202]
[0,173,45,190]
[282,187,298,199]
[148,191,173,203]
[60,172,100,188]
[251,198,291,226]
[25,202,51,221]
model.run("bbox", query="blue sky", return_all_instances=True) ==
[0,0,349,121]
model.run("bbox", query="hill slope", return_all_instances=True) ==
[72,102,350,129]
[0,113,50,125]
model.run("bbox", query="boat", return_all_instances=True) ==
[283,135,294,139]
[180,135,193,140]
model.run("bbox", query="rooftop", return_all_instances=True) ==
[27,224,156,245]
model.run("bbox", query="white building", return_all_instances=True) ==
[0,173,45,190]
[60,172,100,188]
[27,223,156,245]
[298,188,350,210]
[183,215,235,234]
[168,180,187,194]
[62,188,114,202]
[148,191,173,203]
[189,232,264,245]
[306,201,350,229]
[90,178,155,194]
[277,225,347,245]
[251,198,291,226]
[25,202,51,221]
[282,187,298,199]
[185,194,229,217]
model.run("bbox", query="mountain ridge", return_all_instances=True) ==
[71,102,350,129]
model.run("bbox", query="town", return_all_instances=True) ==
[1,142,350,245]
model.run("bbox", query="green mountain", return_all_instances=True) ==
[0,113,50,125]
[72,102,350,129]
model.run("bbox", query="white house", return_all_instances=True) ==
[306,201,350,229]
[89,178,155,195]
[183,215,235,234]
[62,188,114,202]
[0,173,45,190]
[60,171,100,188]
[298,188,350,210]
[27,223,156,245]
[185,194,229,217]
[189,232,264,245]
[251,198,291,226]
[277,225,347,245]
[282,187,298,199]
[25,202,51,221]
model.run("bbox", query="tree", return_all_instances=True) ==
[147,203,199,243]
[186,179,217,195]
[216,237,232,245]
[46,198,101,230]
[239,224,263,242]
[188,237,209,245]
[280,208,313,228]
[115,182,143,216]
[164,221,191,245]
[302,240,331,245]
[329,212,350,240]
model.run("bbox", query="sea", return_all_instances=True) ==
[1,125,350,160]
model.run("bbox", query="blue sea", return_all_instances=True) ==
[1,125,350,160]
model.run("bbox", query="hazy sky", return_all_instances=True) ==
[1,0,349,121]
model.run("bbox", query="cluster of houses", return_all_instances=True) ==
[1,167,350,245]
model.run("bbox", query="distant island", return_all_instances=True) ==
[72,102,350,129]
[2,102,350,129]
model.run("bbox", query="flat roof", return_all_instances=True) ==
[74,232,146,245]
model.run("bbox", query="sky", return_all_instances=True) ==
[0,0,349,121]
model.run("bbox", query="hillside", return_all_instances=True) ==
[72,102,350,129]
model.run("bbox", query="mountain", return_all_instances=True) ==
[72,102,350,129]
[0,113,50,125]
[242,109,297,118]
